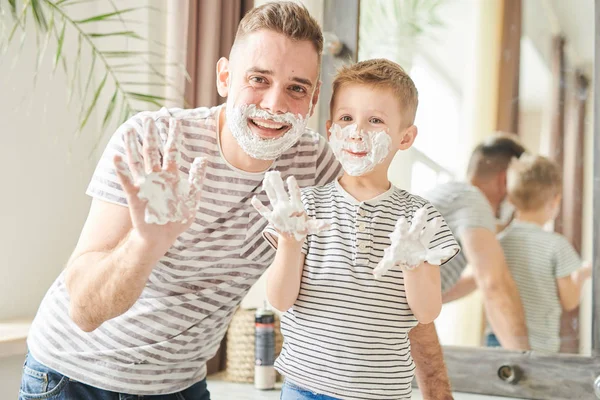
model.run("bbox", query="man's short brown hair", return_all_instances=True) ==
[507,154,562,211]
[466,132,526,179]
[234,1,323,60]
[330,58,419,127]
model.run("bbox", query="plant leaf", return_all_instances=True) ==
[53,18,67,72]
[79,50,96,117]
[74,8,139,24]
[102,89,118,130]
[8,0,17,18]
[79,72,108,131]
[67,32,82,105]
[30,0,48,31]
[88,31,143,40]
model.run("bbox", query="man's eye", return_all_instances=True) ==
[250,76,266,84]
[290,85,306,93]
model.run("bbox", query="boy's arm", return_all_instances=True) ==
[557,263,591,311]
[410,323,454,400]
[266,238,306,312]
[442,272,477,303]
[404,264,442,324]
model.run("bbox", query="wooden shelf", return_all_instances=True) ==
[0,319,31,358]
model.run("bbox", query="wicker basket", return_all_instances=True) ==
[223,307,284,383]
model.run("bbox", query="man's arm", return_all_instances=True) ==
[65,199,174,332]
[409,323,454,400]
[460,227,530,350]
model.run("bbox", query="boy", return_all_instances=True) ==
[252,59,460,399]
[486,154,591,352]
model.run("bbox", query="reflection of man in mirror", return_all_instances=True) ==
[19,2,454,399]
[424,133,531,350]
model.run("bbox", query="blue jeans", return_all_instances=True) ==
[280,381,339,400]
[18,352,211,400]
[486,333,502,348]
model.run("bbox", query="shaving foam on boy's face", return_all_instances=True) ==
[226,99,311,160]
[329,123,392,176]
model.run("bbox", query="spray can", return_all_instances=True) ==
[254,304,276,390]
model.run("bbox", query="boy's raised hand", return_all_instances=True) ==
[252,171,330,241]
[373,207,455,279]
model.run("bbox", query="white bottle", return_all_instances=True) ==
[254,304,276,390]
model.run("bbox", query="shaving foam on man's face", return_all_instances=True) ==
[225,99,312,160]
[329,123,392,176]
[218,30,320,160]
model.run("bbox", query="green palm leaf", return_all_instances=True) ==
[1,0,187,139]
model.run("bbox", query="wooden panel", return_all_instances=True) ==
[496,0,522,133]
[444,346,600,399]
[593,0,600,359]
[317,0,360,135]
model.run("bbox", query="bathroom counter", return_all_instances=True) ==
[206,377,519,400]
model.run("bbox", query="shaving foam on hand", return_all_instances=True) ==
[125,118,207,225]
[373,207,456,279]
[252,171,330,241]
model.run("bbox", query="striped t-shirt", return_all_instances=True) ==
[26,105,342,395]
[423,182,497,292]
[267,180,459,400]
[495,220,582,353]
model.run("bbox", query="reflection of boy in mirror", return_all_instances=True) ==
[424,133,531,350]
[486,154,591,352]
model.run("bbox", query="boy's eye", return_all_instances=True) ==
[340,115,352,122]
[370,117,383,124]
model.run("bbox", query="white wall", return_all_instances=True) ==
[0,2,166,397]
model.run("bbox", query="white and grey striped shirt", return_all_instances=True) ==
[267,180,459,400]
[26,105,342,395]
[423,182,497,292]
[495,220,582,353]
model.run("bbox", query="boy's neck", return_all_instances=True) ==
[338,171,391,202]
[515,209,550,227]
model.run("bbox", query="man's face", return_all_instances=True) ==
[217,30,321,140]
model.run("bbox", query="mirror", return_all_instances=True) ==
[354,0,594,358]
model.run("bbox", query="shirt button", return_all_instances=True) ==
[358,222,367,232]
[358,242,368,251]
[358,208,367,217]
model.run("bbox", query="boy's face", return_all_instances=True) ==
[217,30,320,152]
[326,84,417,175]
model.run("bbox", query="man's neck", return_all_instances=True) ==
[218,107,273,173]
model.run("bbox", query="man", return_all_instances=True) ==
[20,2,452,399]
[425,133,531,350]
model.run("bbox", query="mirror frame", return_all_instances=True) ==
[320,0,600,398]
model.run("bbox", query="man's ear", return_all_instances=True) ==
[398,125,418,150]
[310,80,322,117]
[216,57,230,98]
[325,120,332,139]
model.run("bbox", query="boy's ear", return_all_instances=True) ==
[325,120,333,139]
[398,125,417,150]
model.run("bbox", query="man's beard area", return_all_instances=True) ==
[225,102,309,160]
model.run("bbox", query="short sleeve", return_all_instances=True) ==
[422,202,460,265]
[452,189,497,237]
[261,188,316,255]
[314,134,342,186]
[554,235,582,278]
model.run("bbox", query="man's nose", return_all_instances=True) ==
[259,87,289,116]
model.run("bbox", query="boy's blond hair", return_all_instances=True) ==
[330,59,419,127]
[507,154,562,211]
[234,1,323,61]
